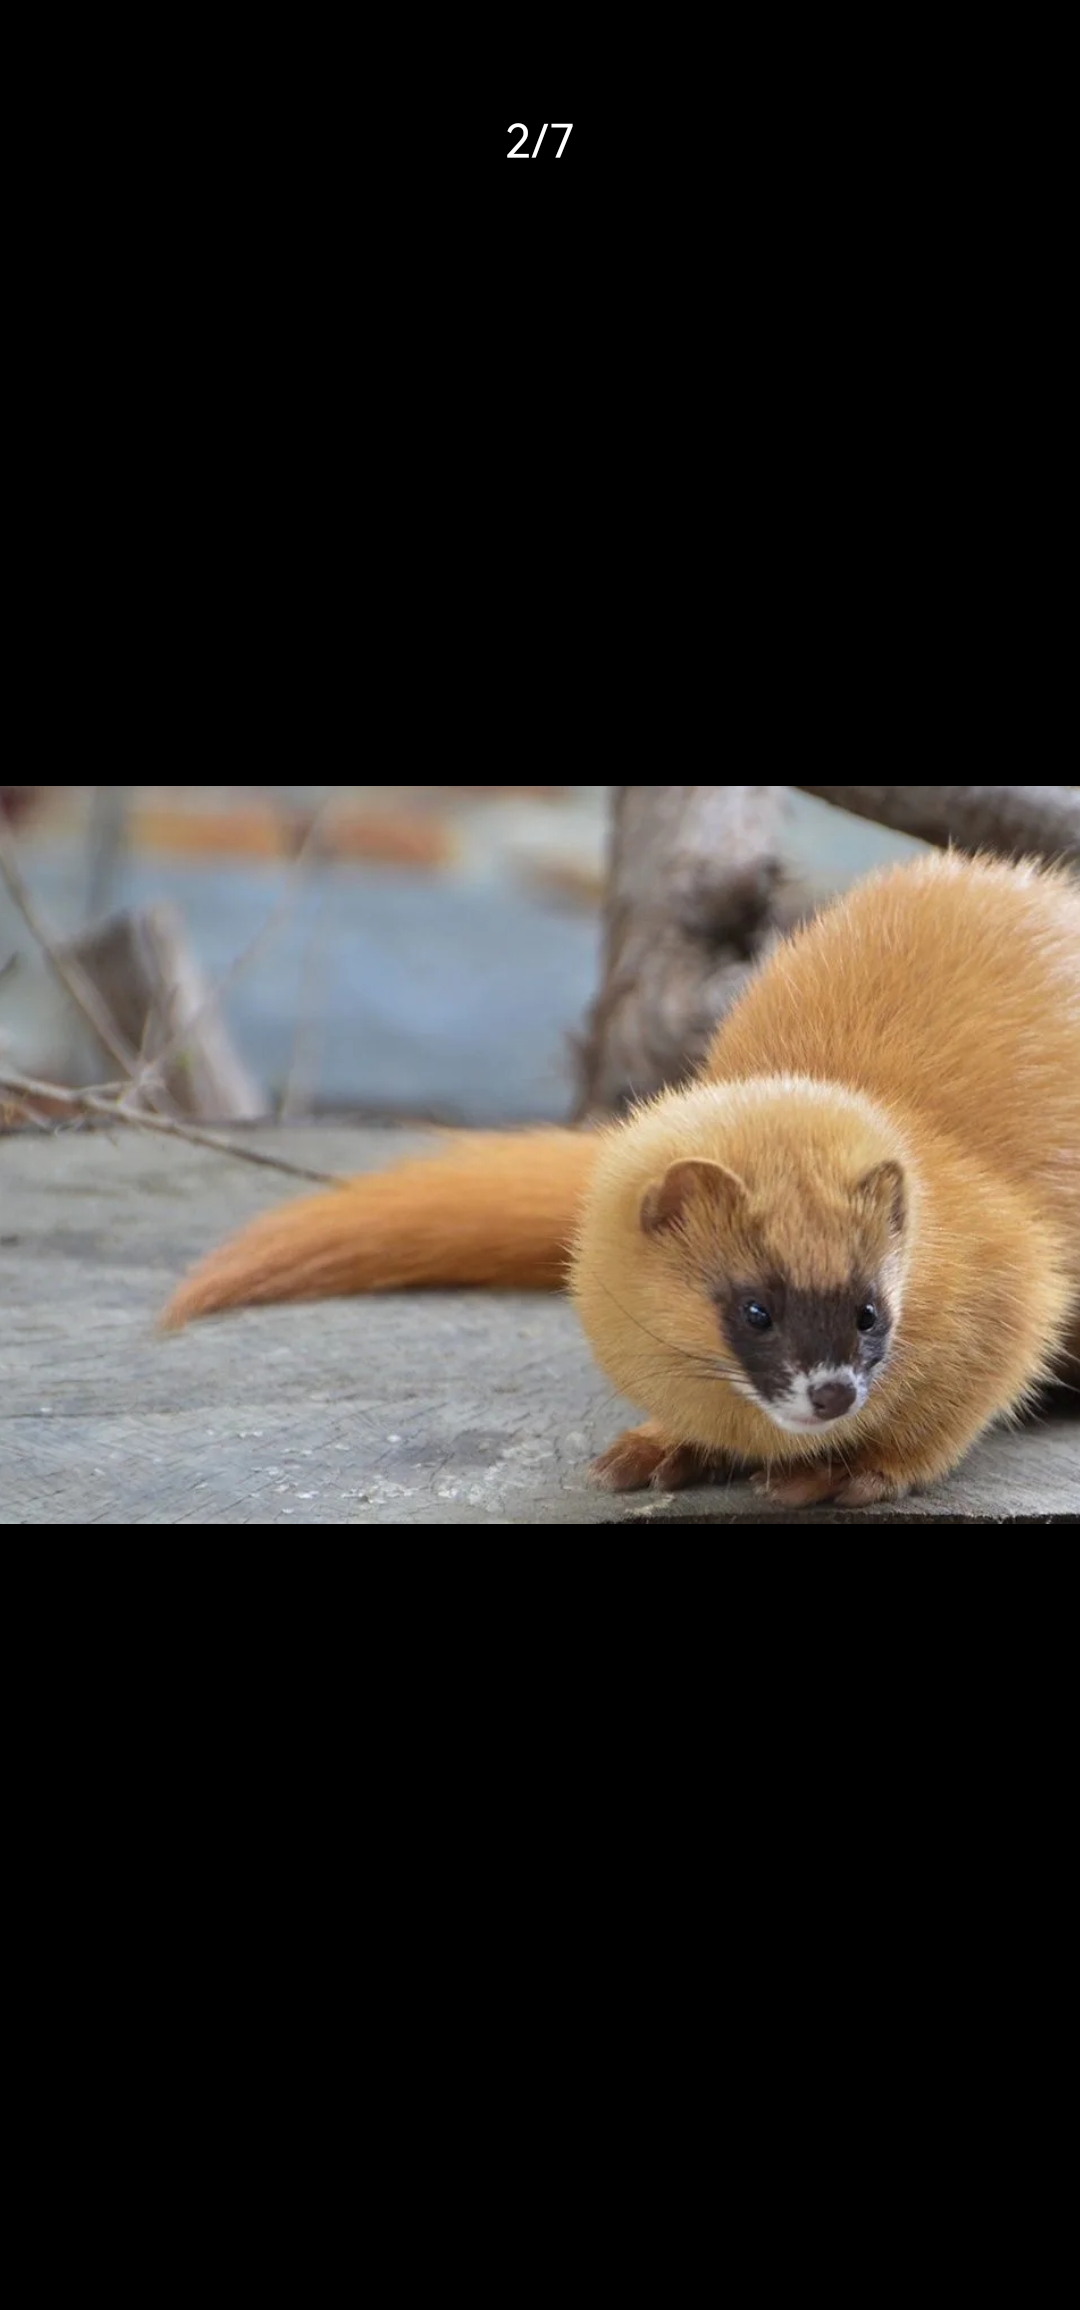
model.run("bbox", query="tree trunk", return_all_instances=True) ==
[574,786,789,1116]
[796,784,1080,863]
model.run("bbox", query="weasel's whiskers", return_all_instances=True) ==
[592,1272,729,1382]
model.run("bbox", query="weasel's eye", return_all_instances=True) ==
[856,1303,877,1332]
[744,1302,773,1331]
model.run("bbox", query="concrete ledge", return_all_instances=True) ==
[1,1128,1077,1526]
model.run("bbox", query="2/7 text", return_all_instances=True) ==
[507,124,573,158]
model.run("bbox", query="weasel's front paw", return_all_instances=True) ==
[831,1467,909,1507]
[590,1423,729,1494]
[752,1460,911,1508]
[752,1464,843,1507]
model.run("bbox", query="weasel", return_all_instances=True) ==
[162,853,1080,1507]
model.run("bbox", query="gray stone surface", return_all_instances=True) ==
[1,1128,1077,1526]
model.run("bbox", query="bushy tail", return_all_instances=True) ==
[161,1129,598,1329]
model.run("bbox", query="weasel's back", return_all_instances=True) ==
[708,852,1080,1227]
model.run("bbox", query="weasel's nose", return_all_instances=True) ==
[808,1377,856,1420]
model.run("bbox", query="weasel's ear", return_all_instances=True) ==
[854,1159,906,1237]
[640,1159,746,1238]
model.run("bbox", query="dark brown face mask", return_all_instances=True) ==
[716,1276,892,1407]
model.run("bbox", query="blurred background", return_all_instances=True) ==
[0,783,926,1126]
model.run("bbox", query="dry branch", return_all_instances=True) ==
[120,788,344,1112]
[1,789,350,1123]
[796,784,1080,863]
[65,905,265,1121]
[0,1066,340,1184]
[0,816,144,1077]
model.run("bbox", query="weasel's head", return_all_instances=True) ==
[572,1081,911,1451]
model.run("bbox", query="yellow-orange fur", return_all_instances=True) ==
[163,854,1080,1505]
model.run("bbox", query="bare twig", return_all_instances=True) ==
[123,789,344,1103]
[1,793,342,1123]
[0,1066,342,1185]
[796,784,1080,864]
[281,914,329,1118]
[85,784,132,924]
[267,785,339,1120]
[0,817,144,1076]
[73,906,264,1121]
[1,1092,55,1130]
